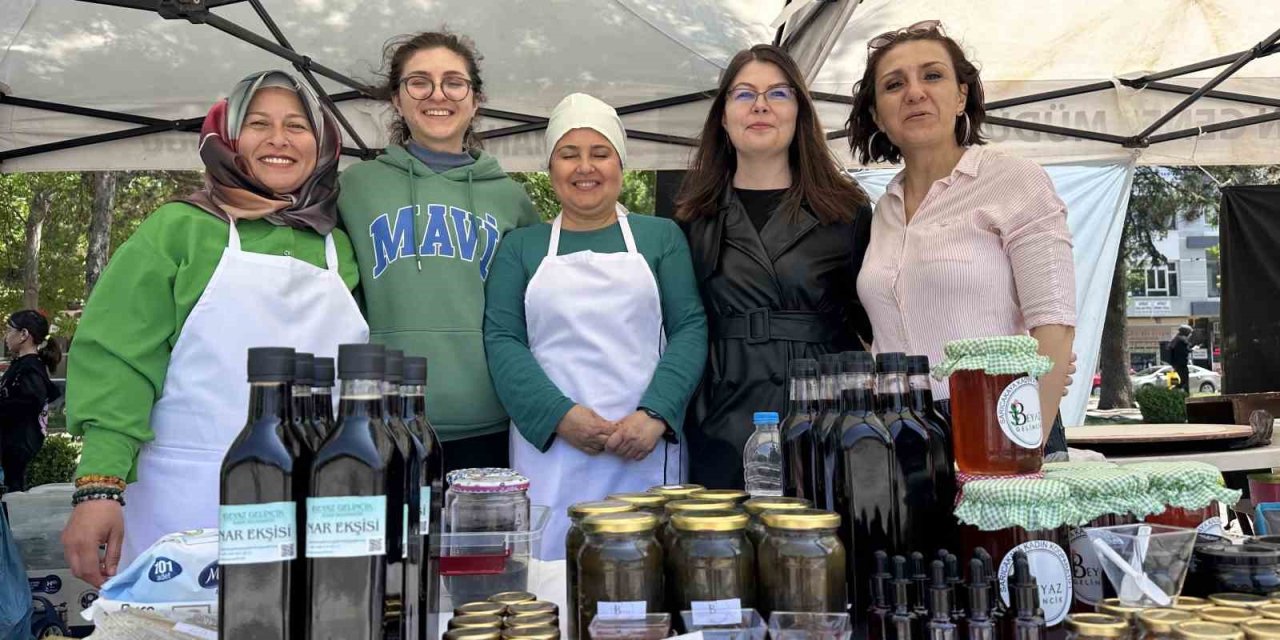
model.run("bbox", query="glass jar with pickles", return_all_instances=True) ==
[1174,621,1244,639]
[501,626,561,640]
[757,509,846,617]
[1243,620,1280,640]
[608,492,669,522]
[689,489,749,505]
[660,499,735,557]
[1138,609,1197,640]
[649,484,704,501]
[579,512,664,640]
[1200,606,1262,626]
[1065,613,1129,639]
[669,509,756,619]
[742,497,810,551]
[567,501,635,640]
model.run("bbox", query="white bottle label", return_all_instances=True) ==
[305,496,387,558]
[998,539,1073,626]
[997,376,1043,449]
[218,502,296,565]
[419,486,432,531]
[691,598,742,626]
[597,601,647,620]
[1069,527,1104,606]
[1197,516,1224,536]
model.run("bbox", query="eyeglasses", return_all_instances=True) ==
[867,19,944,50]
[728,85,797,105]
[400,76,473,102]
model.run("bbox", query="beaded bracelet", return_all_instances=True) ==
[74,475,126,491]
[72,485,126,507]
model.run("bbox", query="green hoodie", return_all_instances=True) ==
[338,145,540,441]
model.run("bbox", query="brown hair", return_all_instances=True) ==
[847,25,987,165]
[375,30,486,150]
[675,44,867,224]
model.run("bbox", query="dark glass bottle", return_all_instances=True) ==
[382,349,420,640]
[906,355,956,538]
[219,347,300,640]
[927,560,958,640]
[781,359,821,503]
[967,557,995,640]
[292,352,322,452]
[1012,553,1046,640]
[306,344,395,640]
[311,356,335,443]
[877,353,939,555]
[402,356,443,640]
[891,555,917,640]
[828,350,896,631]
[868,551,892,640]
[814,354,842,512]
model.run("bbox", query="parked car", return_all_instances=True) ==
[1131,364,1221,394]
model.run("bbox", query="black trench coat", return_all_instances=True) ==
[681,191,873,489]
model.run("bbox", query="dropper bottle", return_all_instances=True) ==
[1012,552,1046,640]
[892,555,917,640]
[869,551,892,640]
[927,559,958,640]
[945,553,966,633]
[966,558,995,640]
[911,551,930,636]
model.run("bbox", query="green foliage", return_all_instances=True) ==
[26,433,81,488]
[1134,384,1188,424]
[511,171,657,221]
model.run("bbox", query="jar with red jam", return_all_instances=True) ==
[955,477,1078,630]
[935,337,1054,476]
[1124,462,1242,536]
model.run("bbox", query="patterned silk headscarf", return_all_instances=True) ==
[179,70,342,234]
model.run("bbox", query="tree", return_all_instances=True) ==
[21,187,49,310]
[85,172,118,296]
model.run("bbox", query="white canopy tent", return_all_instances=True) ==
[2,0,1276,426]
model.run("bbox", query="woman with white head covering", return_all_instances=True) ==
[483,93,707,558]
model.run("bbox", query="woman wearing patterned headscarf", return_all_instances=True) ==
[61,70,369,586]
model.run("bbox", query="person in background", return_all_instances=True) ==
[61,70,367,586]
[676,44,874,490]
[485,93,706,557]
[1169,324,1192,394]
[339,30,540,476]
[848,20,1076,451]
[1,310,62,493]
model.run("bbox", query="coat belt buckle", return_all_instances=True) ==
[745,308,771,344]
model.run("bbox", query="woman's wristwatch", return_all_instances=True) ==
[639,406,678,443]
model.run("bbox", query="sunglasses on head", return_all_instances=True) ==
[868,19,944,50]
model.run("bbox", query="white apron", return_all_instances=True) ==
[122,221,369,565]
[511,210,680,560]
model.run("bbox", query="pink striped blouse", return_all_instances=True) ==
[856,146,1077,399]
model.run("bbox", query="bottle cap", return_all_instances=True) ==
[338,343,384,380]
[753,411,779,424]
[403,356,428,385]
[384,349,404,384]
[313,357,335,387]
[876,352,908,374]
[840,350,875,374]
[292,352,314,386]
[906,355,931,375]
[247,347,295,382]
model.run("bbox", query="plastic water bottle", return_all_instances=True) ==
[744,411,784,497]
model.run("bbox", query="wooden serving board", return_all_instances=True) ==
[1067,423,1253,444]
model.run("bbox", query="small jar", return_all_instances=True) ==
[1124,462,1239,536]
[578,512,664,639]
[660,499,735,557]
[1098,598,1144,632]
[1138,609,1196,640]
[1147,505,1223,534]
[456,601,508,617]
[1260,604,1280,620]
[446,469,532,533]
[1214,593,1273,609]
[742,497,811,551]
[504,614,558,629]
[445,629,502,640]
[1192,542,1280,595]
[1200,606,1262,625]
[669,509,756,615]
[1243,620,1280,640]
[1172,596,1212,613]
[450,614,505,630]
[490,591,537,606]
[1065,612,1128,639]
[607,492,669,522]
[757,509,846,617]
[501,626,561,640]
[507,601,559,619]
[649,484,705,500]
[689,489,750,505]
[567,501,635,640]
[1174,621,1244,639]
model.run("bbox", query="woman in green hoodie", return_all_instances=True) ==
[339,31,540,473]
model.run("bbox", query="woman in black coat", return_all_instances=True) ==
[676,45,873,490]
[1,310,62,492]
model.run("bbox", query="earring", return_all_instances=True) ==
[868,130,880,156]
[959,112,971,146]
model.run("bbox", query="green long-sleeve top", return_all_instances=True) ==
[483,213,707,453]
[67,202,359,481]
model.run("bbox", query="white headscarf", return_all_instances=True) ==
[545,93,627,167]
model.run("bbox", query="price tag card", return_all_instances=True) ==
[691,598,742,626]
[597,601,647,620]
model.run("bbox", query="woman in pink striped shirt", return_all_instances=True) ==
[847,21,1076,452]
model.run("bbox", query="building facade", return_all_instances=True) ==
[1126,215,1220,370]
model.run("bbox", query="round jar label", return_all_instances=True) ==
[996,376,1043,449]
[1196,516,1223,536]
[998,539,1073,626]
[1068,527,1104,606]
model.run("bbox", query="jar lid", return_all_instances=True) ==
[1196,542,1280,567]
[568,500,634,520]
[488,591,537,606]
[1261,604,1280,620]
[690,489,750,503]
[649,484,705,499]
[445,629,503,640]
[1175,621,1244,640]
[449,614,505,630]
[1249,473,1280,484]
[452,469,531,494]
[1043,461,1117,473]
[506,601,559,618]
[1066,613,1128,636]
[455,601,508,617]
[1045,466,1165,520]
[1138,609,1196,633]
[504,613,558,628]
[1173,596,1212,611]
[665,498,736,514]
[1243,620,1280,640]
[607,492,669,508]
[1122,461,1241,510]
[672,510,750,532]
[953,477,1078,531]
[762,508,841,531]
[1213,594,1272,609]
[1200,606,1262,624]
[933,336,1053,377]
[1099,598,1144,621]
[584,511,660,534]
[743,496,812,516]
[501,626,560,640]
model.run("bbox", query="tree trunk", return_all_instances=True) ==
[85,171,118,296]
[22,190,51,310]
[1098,247,1134,409]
